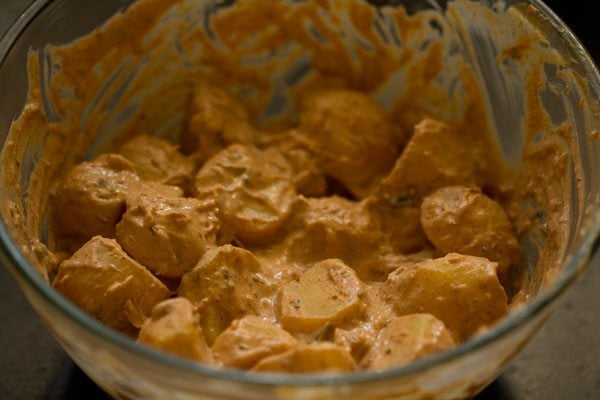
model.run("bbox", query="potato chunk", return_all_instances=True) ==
[383,118,479,198]
[212,316,297,369]
[360,314,455,370]
[381,253,508,341]
[184,82,256,159]
[178,245,276,344]
[116,195,220,279]
[364,196,429,254]
[287,196,380,278]
[52,154,139,243]
[279,259,365,333]
[138,298,212,362]
[52,236,170,335]
[298,89,399,198]
[420,186,521,282]
[117,134,194,189]
[259,130,327,197]
[333,327,374,363]
[251,343,356,374]
[194,144,296,245]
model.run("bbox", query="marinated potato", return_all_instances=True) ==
[333,327,375,363]
[212,315,297,369]
[53,236,170,335]
[259,130,327,197]
[251,342,356,374]
[184,82,257,159]
[116,195,220,279]
[117,134,194,189]
[138,298,212,362]
[279,259,365,333]
[364,196,429,254]
[420,186,521,282]
[360,314,455,370]
[194,144,297,245]
[383,118,480,199]
[381,253,508,341]
[287,196,380,278]
[52,154,139,244]
[298,89,399,198]
[178,245,276,344]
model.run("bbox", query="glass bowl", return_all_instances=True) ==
[1,0,599,399]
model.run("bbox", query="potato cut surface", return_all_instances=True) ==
[178,245,276,344]
[138,298,212,362]
[212,315,297,369]
[194,144,296,245]
[53,236,170,335]
[280,259,365,333]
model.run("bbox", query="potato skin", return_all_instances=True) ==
[380,253,508,341]
[138,298,212,363]
[52,236,170,336]
[420,186,521,282]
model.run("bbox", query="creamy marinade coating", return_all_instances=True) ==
[0,0,588,373]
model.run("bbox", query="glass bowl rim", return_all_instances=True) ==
[1,0,599,388]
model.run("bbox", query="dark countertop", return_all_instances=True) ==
[1,1,599,399]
